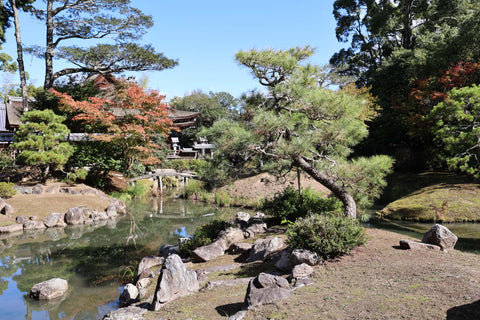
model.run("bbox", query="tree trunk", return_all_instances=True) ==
[10,0,28,111]
[44,0,54,89]
[402,0,414,49]
[293,154,357,219]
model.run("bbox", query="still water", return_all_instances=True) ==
[0,198,235,320]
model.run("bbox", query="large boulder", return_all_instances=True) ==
[64,207,86,225]
[400,239,441,251]
[23,220,47,231]
[219,227,245,247]
[191,239,227,262]
[30,278,68,300]
[43,212,62,228]
[290,249,321,266]
[247,236,285,262]
[244,222,267,238]
[150,254,199,310]
[2,203,14,215]
[422,224,458,251]
[0,223,23,233]
[16,215,28,224]
[235,211,251,229]
[292,263,314,279]
[244,273,290,309]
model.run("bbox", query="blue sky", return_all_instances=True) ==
[1,0,345,101]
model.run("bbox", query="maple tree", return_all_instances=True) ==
[51,82,174,172]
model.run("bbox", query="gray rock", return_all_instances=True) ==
[0,224,23,233]
[229,242,253,254]
[151,254,199,310]
[158,244,179,258]
[16,215,28,224]
[44,213,62,228]
[137,255,164,276]
[203,277,253,291]
[45,185,59,193]
[23,220,47,231]
[292,277,315,290]
[291,249,320,266]
[91,211,108,221]
[32,184,44,195]
[103,305,148,320]
[2,204,14,215]
[136,278,153,299]
[64,207,86,225]
[219,227,245,247]
[400,239,441,251]
[191,239,227,262]
[106,205,118,217]
[422,224,458,251]
[14,186,32,194]
[235,212,251,229]
[227,310,247,320]
[119,283,138,307]
[0,198,6,212]
[109,199,127,215]
[30,278,68,300]
[273,248,293,272]
[244,222,267,238]
[247,236,285,262]
[292,263,314,279]
[245,273,290,309]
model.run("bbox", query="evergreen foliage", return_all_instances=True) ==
[259,186,341,223]
[0,182,16,198]
[13,109,73,181]
[286,213,366,259]
[202,47,393,218]
[429,84,480,178]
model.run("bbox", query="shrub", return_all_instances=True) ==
[286,214,366,260]
[183,179,206,199]
[0,182,17,198]
[214,190,232,207]
[259,186,342,223]
[0,151,15,172]
[179,219,233,257]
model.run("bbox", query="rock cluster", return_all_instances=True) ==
[400,224,458,252]
[0,184,127,236]
[109,211,322,319]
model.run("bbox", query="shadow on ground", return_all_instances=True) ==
[446,300,480,319]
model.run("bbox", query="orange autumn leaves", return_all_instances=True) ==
[51,82,176,167]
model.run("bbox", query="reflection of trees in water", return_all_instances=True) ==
[1,198,233,319]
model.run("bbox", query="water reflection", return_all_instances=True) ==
[0,198,230,320]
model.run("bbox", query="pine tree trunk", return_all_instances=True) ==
[10,0,28,111]
[293,154,357,219]
[44,0,54,89]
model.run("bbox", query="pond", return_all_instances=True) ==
[1,199,478,320]
[0,198,239,320]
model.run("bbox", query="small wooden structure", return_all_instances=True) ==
[128,169,197,194]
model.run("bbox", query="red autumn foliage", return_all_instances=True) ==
[51,82,175,169]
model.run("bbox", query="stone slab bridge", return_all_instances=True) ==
[128,169,197,194]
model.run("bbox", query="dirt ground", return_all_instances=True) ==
[0,183,110,226]
[219,172,331,201]
[148,228,480,320]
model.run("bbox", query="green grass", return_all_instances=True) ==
[379,183,480,222]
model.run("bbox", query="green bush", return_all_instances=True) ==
[0,182,17,198]
[163,159,209,174]
[286,214,366,260]
[0,151,15,172]
[179,219,234,257]
[259,186,342,223]
[127,179,152,198]
[183,179,206,199]
[214,190,232,207]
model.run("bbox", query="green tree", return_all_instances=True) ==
[429,84,480,178]
[170,90,239,144]
[202,47,393,218]
[25,0,178,89]
[13,109,73,181]
[332,0,480,168]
